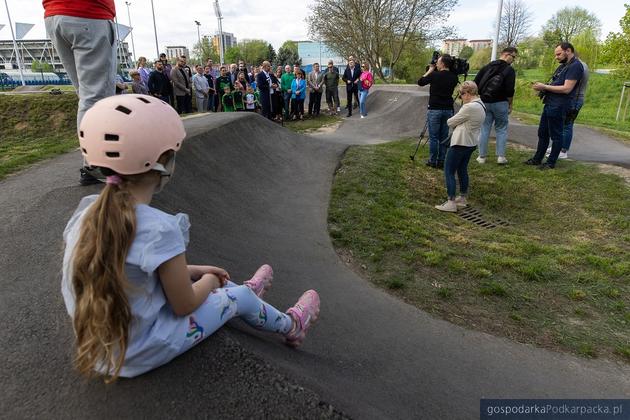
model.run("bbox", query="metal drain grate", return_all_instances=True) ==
[457,207,510,229]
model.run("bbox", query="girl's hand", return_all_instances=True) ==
[188,265,230,286]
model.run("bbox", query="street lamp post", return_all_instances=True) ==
[150,0,160,59]
[213,0,224,65]
[194,20,201,64]
[491,0,504,61]
[125,1,136,61]
[3,0,25,86]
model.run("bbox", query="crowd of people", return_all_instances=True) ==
[421,43,589,213]
[127,54,375,121]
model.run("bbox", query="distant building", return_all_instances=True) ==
[212,32,237,55]
[166,46,190,60]
[0,38,132,72]
[468,39,492,51]
[297,40,345,73]
[442,39,467,57]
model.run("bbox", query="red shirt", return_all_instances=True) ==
[43,0,116,20]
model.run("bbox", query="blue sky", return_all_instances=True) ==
[1,0,626,60]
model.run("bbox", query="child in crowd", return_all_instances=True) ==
[62,94,320,382]
[245,87,258,112]
[222,87,235,112]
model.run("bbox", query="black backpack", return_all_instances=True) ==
[478,63,510,102]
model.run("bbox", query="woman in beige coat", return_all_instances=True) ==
[435,81,487,212]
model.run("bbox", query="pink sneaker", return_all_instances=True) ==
[244,264,273,298]
[285,290,320,348]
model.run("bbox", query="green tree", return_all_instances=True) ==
[572,28,600,70]
[542,6,602,42]
[224,46,242,65]
[267,43,277,64]
[458,46,474,60]
[276,40,301,67]
[31,59,54,72]
[307,0,457,82]
[239,39,271,66]
[192,36,219,64]
[512,36,548,70]
[468,47,492,71]
[601,4,630,78]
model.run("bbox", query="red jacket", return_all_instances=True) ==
[43,0,115,20]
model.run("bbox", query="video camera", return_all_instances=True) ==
[426,50,469,78]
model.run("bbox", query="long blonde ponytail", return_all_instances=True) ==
[71,180,136,383]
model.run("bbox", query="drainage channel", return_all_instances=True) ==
[457,207,510,229]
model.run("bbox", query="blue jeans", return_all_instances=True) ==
[359,89,369,116]
[444,145,476,199]
[478,101,509,158]
[427,109,453,163]
[533,103,567,165]
[562,100,583,151]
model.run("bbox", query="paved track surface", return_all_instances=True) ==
[1,88,629,419]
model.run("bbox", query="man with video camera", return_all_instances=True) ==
[418,54,460,168]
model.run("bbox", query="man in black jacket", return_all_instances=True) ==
[342,59,360,117]
[256,61,276,119]
[418,54,459,168]
[148,60,172,104]
[474,47,517,165]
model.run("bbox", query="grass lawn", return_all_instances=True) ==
[0,93,79,180]
[329,139,630,362]
[513,69,630,143]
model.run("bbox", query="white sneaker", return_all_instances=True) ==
[476,156,486,164]
[360,115,365,119]
[546,146,552,153]
[454,196,468,208]
[435,200,457,212]
[337,106,341,112]
[497,156,508,164]
[558,151,568,159]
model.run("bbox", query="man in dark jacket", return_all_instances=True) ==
[148,60,172,103]
[474,47,517,165]
[257,61,275,119]
[418,54,459,168]
[342,59,360,117]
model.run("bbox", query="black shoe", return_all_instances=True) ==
[524,158,542,166]
[346,113,352,117]
[538,162,555,170]
[436,161,445,169]
[79,167,101,186]
[425,161,437,168]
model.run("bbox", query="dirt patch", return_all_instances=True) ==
[304,121,342,134]
[48,111,69,130]
[596,163,630,187]
[14,121,29,131]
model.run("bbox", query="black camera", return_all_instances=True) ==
[426,50,469,78]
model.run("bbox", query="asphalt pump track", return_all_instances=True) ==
[1,88,629,419]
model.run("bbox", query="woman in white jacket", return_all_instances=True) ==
[435,81,487,212]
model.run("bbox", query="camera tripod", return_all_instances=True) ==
[409,117,452,162]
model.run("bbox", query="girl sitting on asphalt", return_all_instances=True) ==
[62,94,320,382]
[435,81,486,213]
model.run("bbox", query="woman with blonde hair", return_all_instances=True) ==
[435,81,486,212]
[136,56,150,85]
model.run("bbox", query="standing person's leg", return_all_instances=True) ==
[308,91,315,116]
[359,89,368,117]
[426,109,441,166]
[493,101,510,162]
[325,89,333,114]
[346,88,353,116]
[562,100,582,155]
[477,103,494,162]
[444,146,462,199]
[333,88,340,113]
[353,87,359,109]
[298,99,305,118]
[314,91,322,115]
[529,105,551,164]
[543,105,566,167]
[185,94,193,114]
[46,16,116,128]
[175,96,185,114]
[284,92,291,120]
[437,110,453,167]
[456,146,476,197]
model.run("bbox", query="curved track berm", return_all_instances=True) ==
[1,90,629,419]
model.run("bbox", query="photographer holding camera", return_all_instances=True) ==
[526,42,584,170]
[418,54,459,168]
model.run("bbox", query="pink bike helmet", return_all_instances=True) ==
[78,94,186,175]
